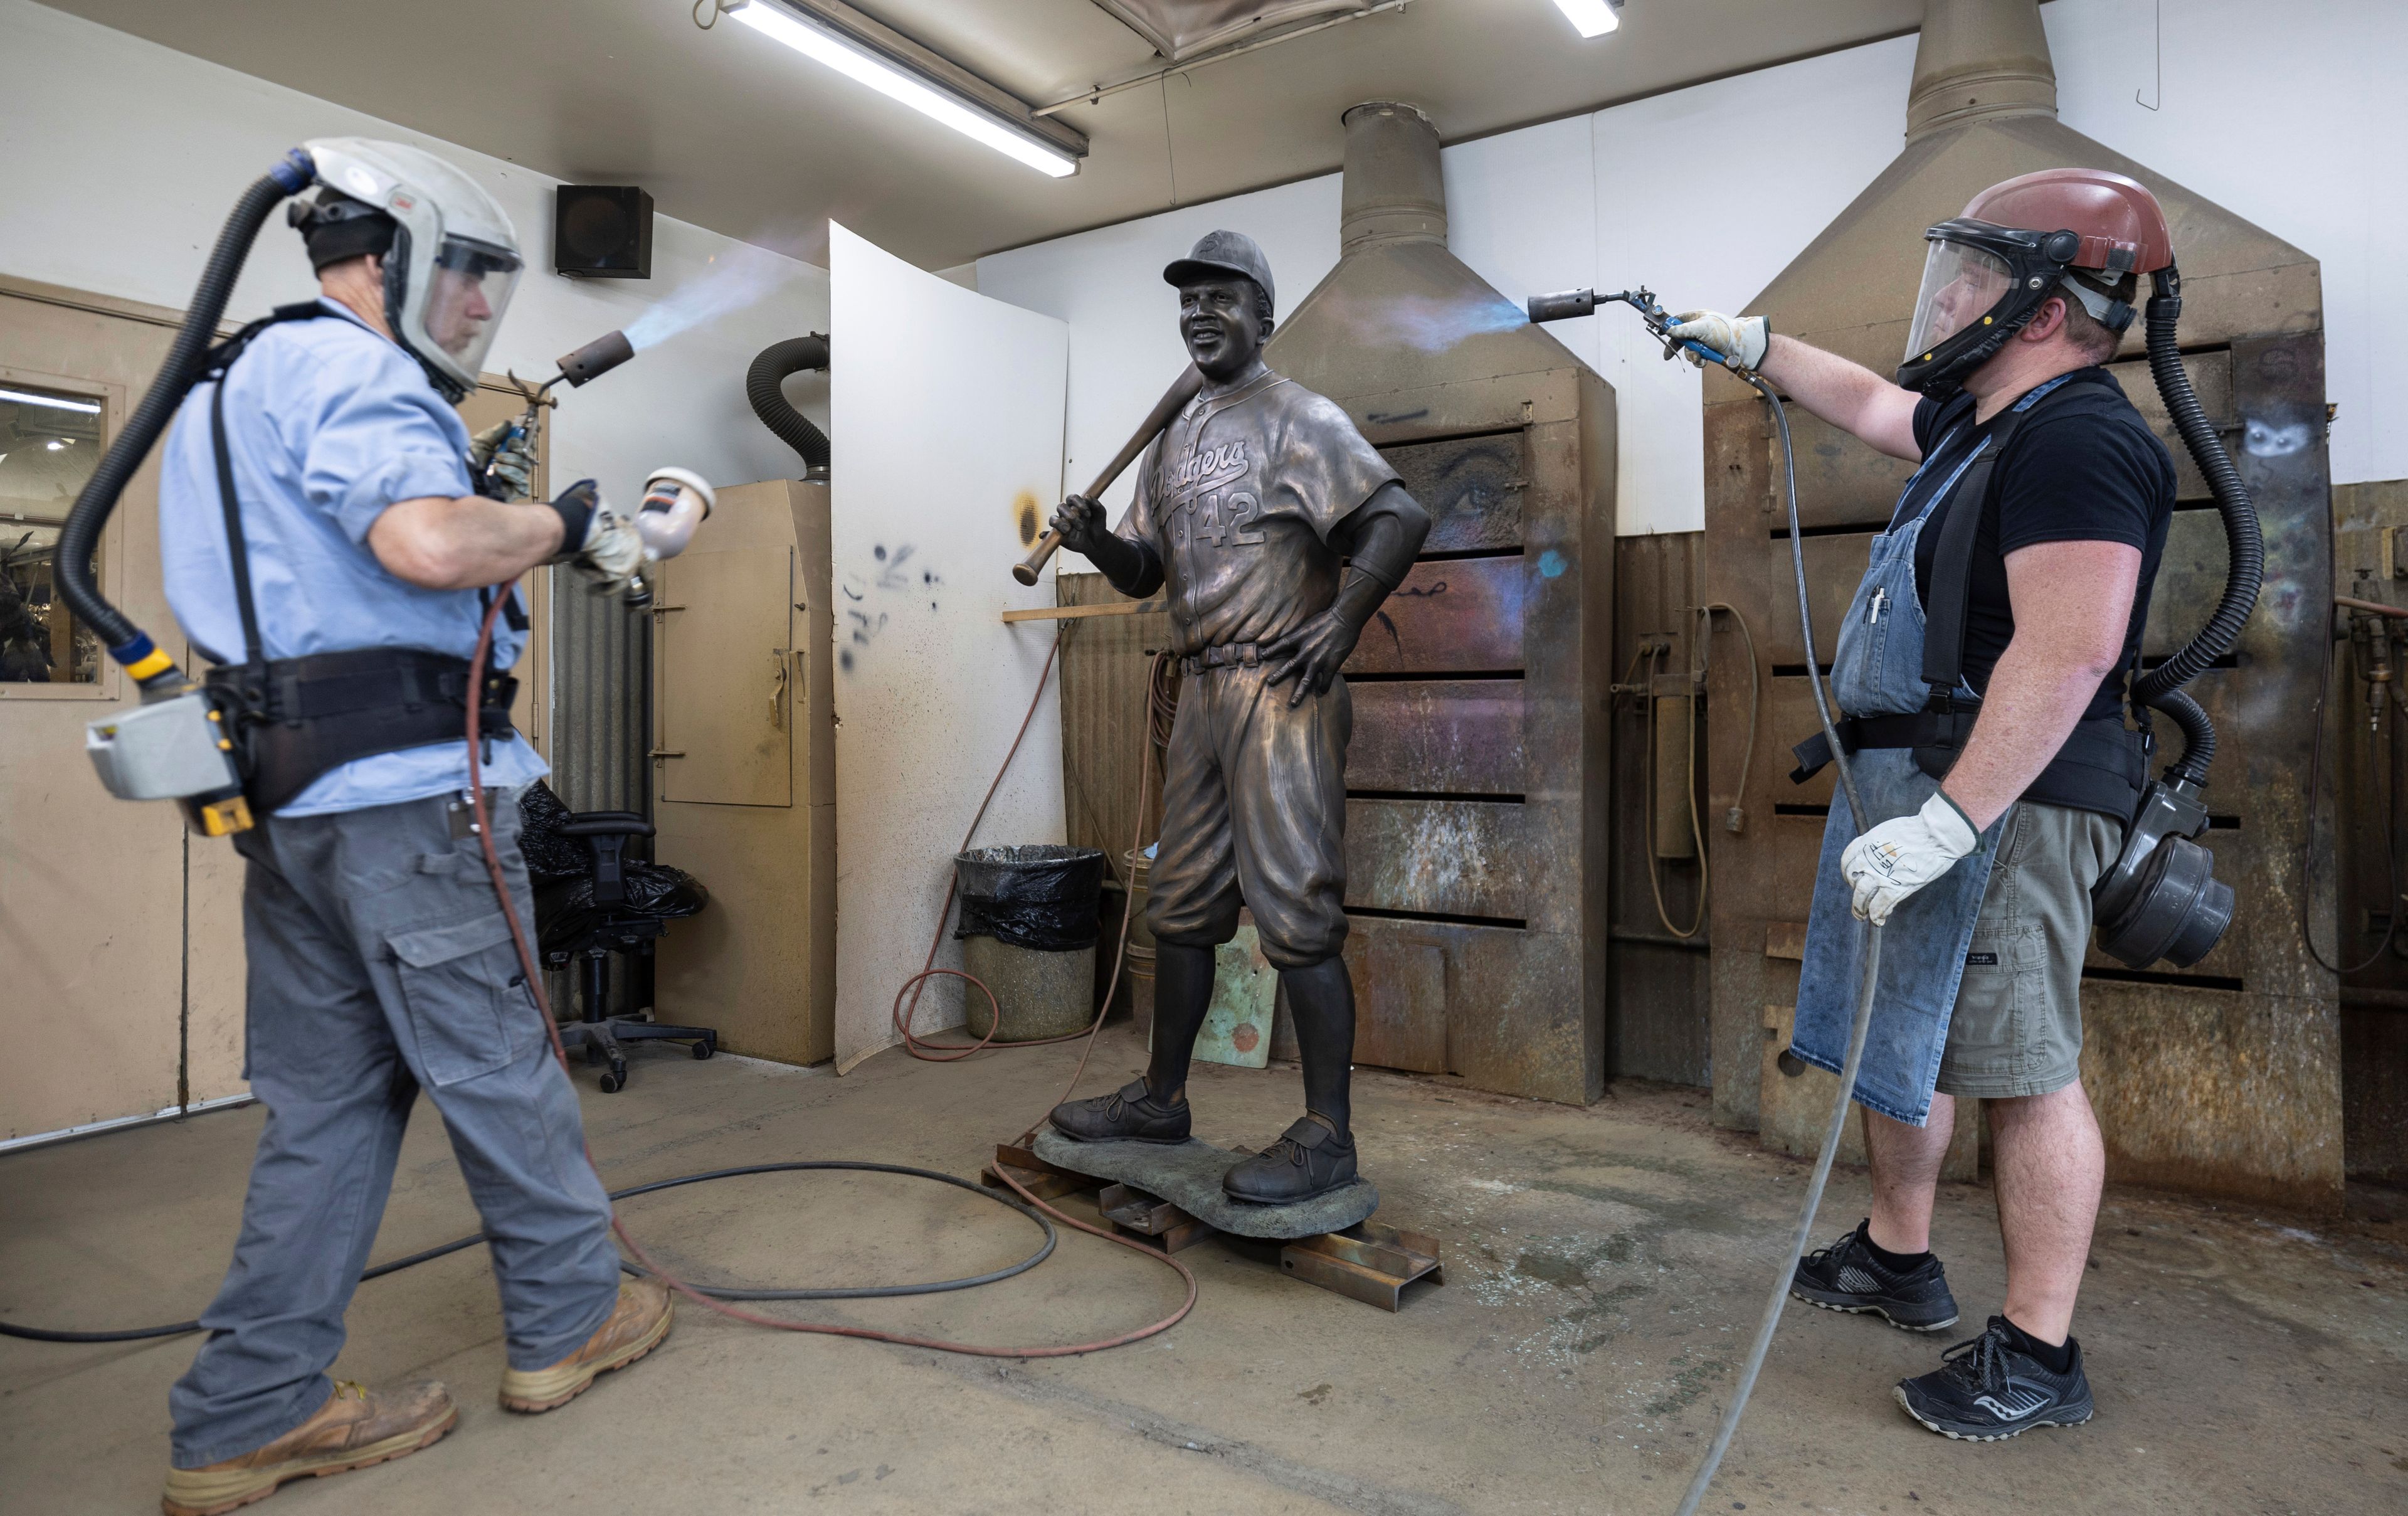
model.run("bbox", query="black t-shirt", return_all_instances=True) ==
[1899,366,2177,723]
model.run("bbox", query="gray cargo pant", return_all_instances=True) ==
[169,792,620,1468]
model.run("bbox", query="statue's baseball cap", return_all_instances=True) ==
[1163,230,1274,316]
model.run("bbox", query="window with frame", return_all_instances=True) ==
[0,381,105,683]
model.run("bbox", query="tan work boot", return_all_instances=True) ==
[498,1276,673,1413]
[161,1379,456,1515]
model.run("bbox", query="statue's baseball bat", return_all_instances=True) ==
[1013,364,1205,586]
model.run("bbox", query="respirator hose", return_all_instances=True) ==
[2132,271,2261,714]
[56,152,314,669]
[1674,373,1883,1516]
[2148,687,2217,781]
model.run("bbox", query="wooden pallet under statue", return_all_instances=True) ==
[985,1137,1443,1313]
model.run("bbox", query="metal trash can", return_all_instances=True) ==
[954,845,1107,1041]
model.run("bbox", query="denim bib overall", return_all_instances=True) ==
[1787,375,2074,1125]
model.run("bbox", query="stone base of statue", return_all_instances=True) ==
[1031,1128,1377,1239]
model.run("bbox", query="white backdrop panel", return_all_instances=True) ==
[829,223,1069,1069]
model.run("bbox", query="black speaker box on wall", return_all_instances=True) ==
[554,186,653,278]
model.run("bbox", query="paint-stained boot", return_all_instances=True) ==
[161,1380,455,1515]
[499,1277,673,1413]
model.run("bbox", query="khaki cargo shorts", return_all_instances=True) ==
[1939,800,2123,1100]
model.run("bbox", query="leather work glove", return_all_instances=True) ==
[1839,792,1980,926]
[468,418,537,501]
[1666,310,1771,373]
[547,480,647,599]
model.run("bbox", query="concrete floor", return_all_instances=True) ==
[4,1028,2404,1516]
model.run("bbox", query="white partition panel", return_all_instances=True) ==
[829,223,1069,1069]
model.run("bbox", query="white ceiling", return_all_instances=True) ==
[45,0,1925,269]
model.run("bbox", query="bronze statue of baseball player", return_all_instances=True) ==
[1047,231,1430,1204]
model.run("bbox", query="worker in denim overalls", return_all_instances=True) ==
[1666,168,2182,1441]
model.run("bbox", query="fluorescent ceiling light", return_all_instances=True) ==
[0,386,101,414]
[729,1,1077,178]
[1551,0,1620,38]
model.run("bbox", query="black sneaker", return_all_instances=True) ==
[1222,1117,1358,1204]
[1894,1317,2094,1441]
[1790,1219,1960,1332]
[1048,1079,1191,1143]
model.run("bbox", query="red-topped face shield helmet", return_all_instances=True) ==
[1897,167,2175,397]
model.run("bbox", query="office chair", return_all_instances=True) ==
[548,810,718,1092]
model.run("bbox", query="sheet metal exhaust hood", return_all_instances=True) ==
[1266,102,1585,402]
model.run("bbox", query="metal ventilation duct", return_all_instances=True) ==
[1261,102,1621,1105]
[1091,1,1376,63]
[1702,0,2337,1208]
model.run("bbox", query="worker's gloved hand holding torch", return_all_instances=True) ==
[1840,792,1980,925]
[547,479,646,598]
[1666,310,1771,373]
[468,418,537,501]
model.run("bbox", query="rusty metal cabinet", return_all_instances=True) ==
[650,479,836,1066]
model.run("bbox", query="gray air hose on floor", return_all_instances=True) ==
[1671,372,1883,1516]
[746,334,830,479]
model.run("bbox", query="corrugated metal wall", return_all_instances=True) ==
[1608,532,1713,1086]
[548,566,652,817]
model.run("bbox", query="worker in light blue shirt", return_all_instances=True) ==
[157,292,551,812]
[157,139,684,1516]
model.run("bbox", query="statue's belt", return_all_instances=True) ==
[1178,642,1264,676]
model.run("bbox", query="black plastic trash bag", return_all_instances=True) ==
[537,862,710,955]
[515,780,591,884]
[954,844,1107,951]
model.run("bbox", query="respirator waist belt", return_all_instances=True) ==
[205,647,517,815]
[1788,706,2145,823]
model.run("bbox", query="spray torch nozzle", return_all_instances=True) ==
[556,329,636,389]
[1526,289,1600,324]
[1529,286,1743,370]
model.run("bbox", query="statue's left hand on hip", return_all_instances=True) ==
[1261,609,1358,706]
[1840,792,1979,925]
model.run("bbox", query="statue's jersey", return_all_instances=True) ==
[1114,369,1398,657]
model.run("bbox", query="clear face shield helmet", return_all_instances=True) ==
[1894,219,2126,398]
[411,232,522,383]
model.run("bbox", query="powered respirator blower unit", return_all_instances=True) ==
[1528,263,2259,975]
[61,146,653,839]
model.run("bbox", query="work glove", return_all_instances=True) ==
[1839,791,1979,926]
[1666,310,1770,373]
[468,418,537,501]
[547,480,647,599]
